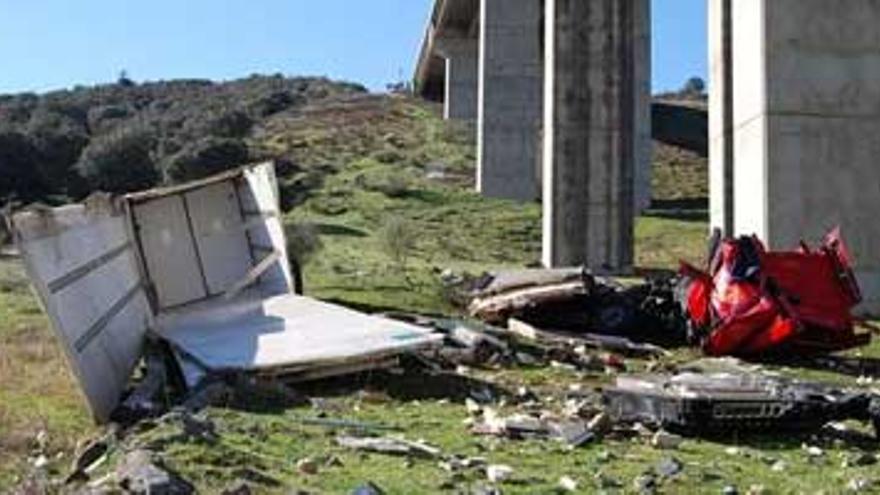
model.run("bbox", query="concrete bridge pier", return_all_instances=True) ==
[477,0,543,201]
[542,0,650,269]
[710,0,880,312]
[436,38,478,121]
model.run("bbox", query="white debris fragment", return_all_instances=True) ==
[559,476,579,492]
[486,464,515,483]
[804,445,825,458]
[847,478,873,492]
[651,430,683,450]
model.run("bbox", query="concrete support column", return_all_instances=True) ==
[438,38,478,121]
[542,0,648,269]
[708,0,734,235]
[477,0,543,201]
[710,0,880,312]
[633,0,653,212]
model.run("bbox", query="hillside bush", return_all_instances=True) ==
[75,124,159,193]
[0,75,367,201]
[165,137,250,181]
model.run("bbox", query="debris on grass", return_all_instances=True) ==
[485,464,514,483]
[679,227,871,357]
[295,457,319,475]
[335,435,441,458]
[468,267,688,350]
[298,416,401,433]
[651,430,683,450]
[9,162,443,425]
[604,361,880,438]
[655,456,684,477]
[558,475,579,492]
[351,481,385,495]
[115,449,193,495]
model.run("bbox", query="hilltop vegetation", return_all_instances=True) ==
[0,76,366,204]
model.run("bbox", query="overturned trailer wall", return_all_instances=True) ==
[10,199,153,423]
[127,164,292,310]
[9,163,292,423]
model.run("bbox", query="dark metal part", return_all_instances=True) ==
[604,369,880,438]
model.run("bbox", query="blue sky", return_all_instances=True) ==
[0,0,706,95]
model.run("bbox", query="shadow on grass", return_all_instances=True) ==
[633,267,679,279]
[217,365,509,417]
[768,354,880,379]
[398,188,456,206]
[314,223,369,237]
[708,426,878,452]
[644,197,710,222]
[298,366,510,404]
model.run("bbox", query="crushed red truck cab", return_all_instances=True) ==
[680,228,872,357]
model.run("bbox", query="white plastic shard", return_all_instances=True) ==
[10,162,441,423]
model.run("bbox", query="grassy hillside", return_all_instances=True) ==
[16,89,877,495]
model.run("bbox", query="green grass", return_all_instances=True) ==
[0,258,96,487]
[2,95,878,494]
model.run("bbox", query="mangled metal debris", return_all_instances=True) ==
[466,227,874,362]
[679,228,873,357]
[466,267,687,351]
[8,162,441,423]
[115,449,194,494]
[604,360,880,438]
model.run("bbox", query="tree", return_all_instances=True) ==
[164,137,250,181]
[27,109,89,195]
[75,125,159,193]
[0,131,44,201]
[118,70,135,88]
[681,77,706,96]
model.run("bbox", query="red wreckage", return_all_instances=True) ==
[680,228,872,357]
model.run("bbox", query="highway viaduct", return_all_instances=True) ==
[414,0,880,313]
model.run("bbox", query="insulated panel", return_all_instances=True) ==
[11,199,152,423]
[238,163,293,296]
[184,181,252,296]
[133,196,207,309]
[157,293,442,372]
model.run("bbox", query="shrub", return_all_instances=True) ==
[75,125,159,193]
[0,131,46,201]
[372,148,405,165]
[164,137,250,181]
[379,215,417,281]
[357,167,413,198]
[0,75,367,201]
[285,222,323,266]
[205,109,254,138]
[27,110,89,194]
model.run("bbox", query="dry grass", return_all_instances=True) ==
[0,258,95,485]
[652,142,708,203]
